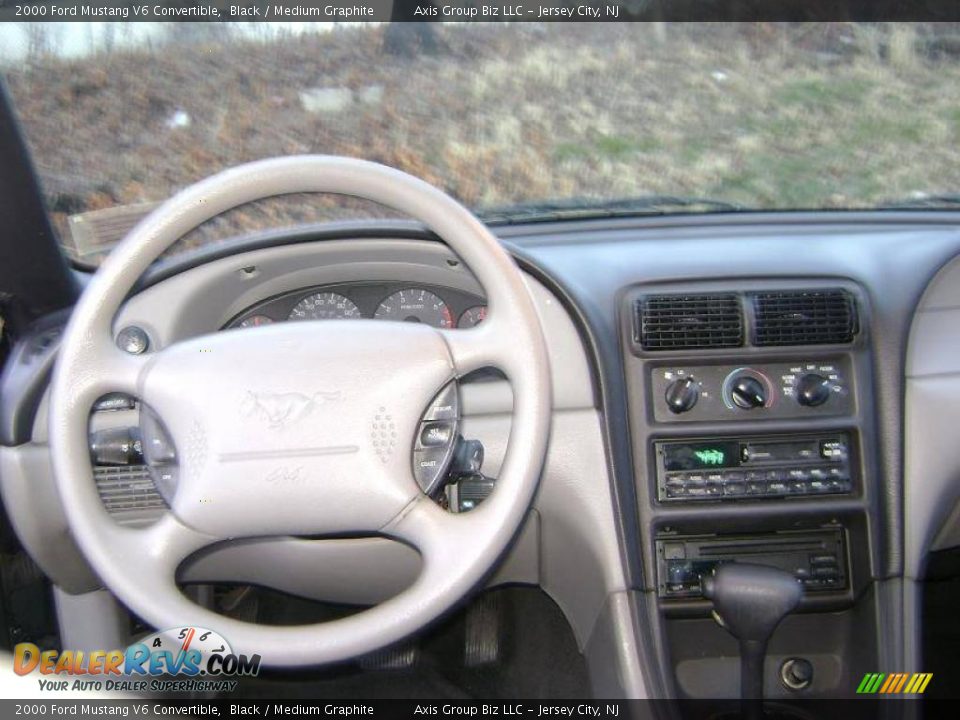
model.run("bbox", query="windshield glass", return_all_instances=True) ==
[2,21,959,264]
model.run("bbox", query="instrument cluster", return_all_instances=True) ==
[225,282,487,330]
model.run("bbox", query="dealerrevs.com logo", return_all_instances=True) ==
[13,627,260,693]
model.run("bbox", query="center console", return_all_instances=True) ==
[621,279,882,700]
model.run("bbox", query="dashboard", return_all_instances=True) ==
[225,281,487,330]
[5,210,960,701]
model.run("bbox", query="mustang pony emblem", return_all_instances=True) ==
[240,390,342,429]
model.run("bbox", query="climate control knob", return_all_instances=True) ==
[730,376,767,409]
[665,377,700,414]
[796,373,831,407]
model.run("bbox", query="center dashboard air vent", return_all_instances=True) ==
[637,293,743,351]
[752,289,858,346]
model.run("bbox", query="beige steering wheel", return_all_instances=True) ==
[48,156,551,666]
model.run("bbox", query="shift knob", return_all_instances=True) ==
[702,563,803,704]
[702,563,802,642]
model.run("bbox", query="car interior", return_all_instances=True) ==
[0,17,959,715]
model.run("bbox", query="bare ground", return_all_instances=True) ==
[5,22,960,260]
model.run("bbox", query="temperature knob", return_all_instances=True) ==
[730,375,767,409]
[796,373,831,407]
[665,377,700,414]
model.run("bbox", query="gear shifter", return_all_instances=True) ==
[701,564,802,716]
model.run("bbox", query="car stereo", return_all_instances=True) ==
[655,529,848,598]
[654,433,854,502]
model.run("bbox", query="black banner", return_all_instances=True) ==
[0,699,955,720]
[2,0,960,23]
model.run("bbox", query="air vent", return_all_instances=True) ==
[95,465,167,525]
[753,290,858,346]
[637,293,743,350]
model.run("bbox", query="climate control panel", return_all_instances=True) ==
[650,359,852,422]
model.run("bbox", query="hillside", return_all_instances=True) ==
[5,23,960,260]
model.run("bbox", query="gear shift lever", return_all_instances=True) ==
[702,564,802,715]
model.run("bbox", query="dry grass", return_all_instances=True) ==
[5,22,960,259]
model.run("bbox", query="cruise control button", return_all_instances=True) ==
[419,421,455,448]
[413,447,449,493]
[424,382,459,421]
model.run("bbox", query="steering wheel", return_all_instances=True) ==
[48,156,551,666]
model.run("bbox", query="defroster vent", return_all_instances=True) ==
[637,293,743,350]
[753,290,858,346]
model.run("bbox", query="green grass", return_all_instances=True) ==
[774,77,874,110]
[555,133,660,162]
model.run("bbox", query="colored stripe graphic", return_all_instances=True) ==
[857,672,932,694]
[856,673,884,693]
[879,674,897,693]
[904,674,920,694]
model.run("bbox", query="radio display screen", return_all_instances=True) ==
[662,441,741,471]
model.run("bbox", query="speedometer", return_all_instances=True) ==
[289,292,362,321]
[374,289,454,328]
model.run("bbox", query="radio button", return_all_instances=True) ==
[665,486,689,499]
[768,482,789,495]
[820,440,848,460]
[746,482,766,495]
[724,483,746,496]
[827,478,851,493]
[686,474,706,486]
[809,480,829,493]
[725,471,745,483]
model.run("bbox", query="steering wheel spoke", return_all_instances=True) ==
[438,314,517,377]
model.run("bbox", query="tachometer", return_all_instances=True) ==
[289,292,361,321]
[458,305,487,328]
[374,289,454,328]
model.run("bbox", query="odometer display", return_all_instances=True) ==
[289,292,361,321]
[374,289,454,328]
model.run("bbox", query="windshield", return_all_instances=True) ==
[2,21,959,264]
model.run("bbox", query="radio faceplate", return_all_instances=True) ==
[654,433,854,502]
